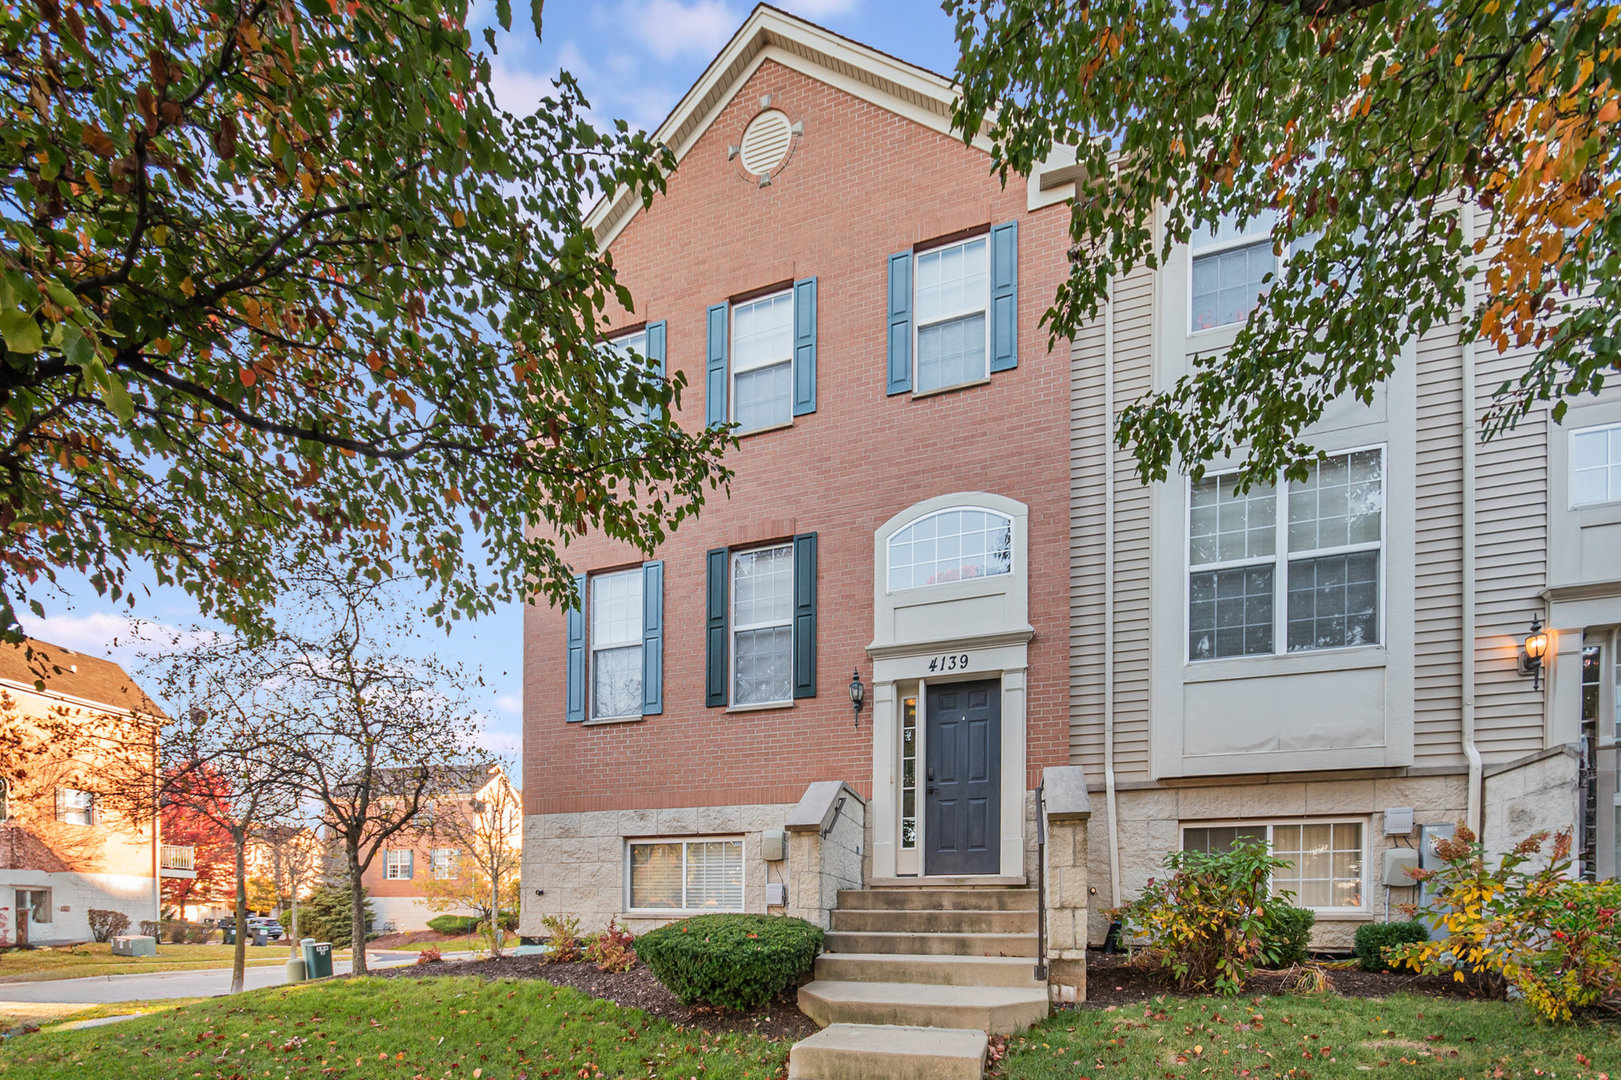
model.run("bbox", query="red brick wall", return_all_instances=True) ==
[524,61,1072,816]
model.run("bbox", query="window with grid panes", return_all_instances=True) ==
[384,849,413,879]
[591,569,643,719]
[627,838,743,911]
[430,848,459,880]
[731,292,794,432]
[1572,422,1621,506]
[731,544,793,706]
[887,507,1012,591]
[1190,211,1277,331]
[914,237,989,392]
[1183,821,1366,910]
[1189,449,1383,660]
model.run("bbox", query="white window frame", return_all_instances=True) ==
[1180,818,1371,914]
[1185,444,1387,663]
[1570,421,1621,507]
[1187,210,1293,335]
[730,289,795,433]
[56,787,94,826]
[17,887,51,924]
[429,847,459,880]
[886,506,1014,593]
[729,543,794,708]
[589,567,645,721]
[384,849,413,880]
[913,236,991,393]
[624,836,746,914]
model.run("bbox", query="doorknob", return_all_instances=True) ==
[926,766,937,794]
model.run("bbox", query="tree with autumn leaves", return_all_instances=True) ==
[0,0,732,640]
[949,0,1620,487]
[158,763,234,920]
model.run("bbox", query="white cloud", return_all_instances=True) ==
[495,693,522,715]
[20,610,149,670]
[624,0,737,62]
[774,0,862,17]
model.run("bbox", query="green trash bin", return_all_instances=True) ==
[223,926,236,945]
[301,939,333,979]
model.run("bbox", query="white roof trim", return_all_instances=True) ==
[584,4,997,252]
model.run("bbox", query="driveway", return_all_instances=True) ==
[0,951,426,1005]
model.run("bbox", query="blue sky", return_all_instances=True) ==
[26,1,961,780]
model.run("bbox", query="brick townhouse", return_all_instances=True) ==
[522,2,1621,999]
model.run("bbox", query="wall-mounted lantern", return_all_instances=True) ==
[1517,614,1549,691]
[848,669,865,728]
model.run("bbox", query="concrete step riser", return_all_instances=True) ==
[824,931,1038,957]
[798,987,1048,1036]
[837,888,1037,912]
[787,1025,986,1080]
[814,953,1043,989]
[830,908,1037,935]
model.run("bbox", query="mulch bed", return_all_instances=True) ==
[1082,950,1496,1007]
[370,954,819,1040]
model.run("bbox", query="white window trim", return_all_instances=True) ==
[1184,443,1387,664]
[1179,818,1371,915]
[1570,421,1621,508]
[589,567,645,722]
[913,236,991,393]
[624,835,746,914]
[57,787,94,826]
[729,543,794,708]
[384,849,413,880]
[885,505,1015,594]
[729,290,795,433]
[1186,209,1304,336]
[429,848,459,880]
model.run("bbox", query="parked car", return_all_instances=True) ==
[217,916,285,943]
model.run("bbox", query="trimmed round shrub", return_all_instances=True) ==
[427,914,481,936]
[636,914,823,1010]
[1259,902,1315,968]
[1354,920,1431,972]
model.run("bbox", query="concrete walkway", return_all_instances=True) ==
[0,951,428,1005]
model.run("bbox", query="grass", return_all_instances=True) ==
[1001,991,1621,1080]
[0,943,296,983]
[0,998,207,1032]
[0,975,790,1079]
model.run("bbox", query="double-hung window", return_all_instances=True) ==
[1183,821,1366,910]
[915,237,989,393]
[731,544,794,706]
[1189,448,1384,660]
[591,568,644,720]
[429,848,458,880]
[384,849,413,880]
[1190,210,1280,332]
[56,787,94,826]
[627,837,743,912]
[731,292,794,432]
[1572,422,1621,506]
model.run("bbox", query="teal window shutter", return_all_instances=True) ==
[641,561,664,716]
[792,533,817,699]
[705,547,729,707]
[887,251,913,394]
[565,573,586,723]
[646,320,667,379]
[989,220,1019,372]
[792,277,817,416]
[705,303,729,427]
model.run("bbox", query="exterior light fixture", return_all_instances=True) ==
[848,669,865,728]
[1518,614,1549,690]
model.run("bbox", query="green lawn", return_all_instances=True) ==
[0,943,293,983]
[0,976,790,1079]
[1001,992,1621,1079]
[0,998,207,1032]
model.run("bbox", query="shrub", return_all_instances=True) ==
[138,920,161,938]
[637,914,823,1010]
[185,923,214,944]
[1387,825,1621,1021]
[585,918,635,973]
[1117,839,1290,994]
[1353,920,1430,972]
[1259,902,1315,968]
[86,909,130,943]
[427,914,480,936]
[163,920,188,944]
[300,884,374,949]
[538,914,582,964]
[415,945,443,965]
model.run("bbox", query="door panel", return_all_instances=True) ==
[925,679,1001,875]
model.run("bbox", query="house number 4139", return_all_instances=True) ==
[927,653,970,673]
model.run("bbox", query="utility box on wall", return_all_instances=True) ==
[761,829,786,862]
[1382,847,1421,887]
[765,881,787,907]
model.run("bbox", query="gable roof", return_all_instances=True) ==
[0,637,165,718]
[585,3,994,252]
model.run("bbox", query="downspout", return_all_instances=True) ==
[1460,208,1483,833]
[1103,271,1122,910]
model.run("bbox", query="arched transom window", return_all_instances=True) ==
[887,507,1013,591]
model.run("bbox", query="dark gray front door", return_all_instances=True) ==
[925,679,1001,875]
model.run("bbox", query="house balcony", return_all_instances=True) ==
[160,844,197,878]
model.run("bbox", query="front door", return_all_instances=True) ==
[925,679,1001,875]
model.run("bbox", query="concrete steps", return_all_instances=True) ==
[790,885,1049,1077]
[787,1023,987,1080]
[799,980,1049,1034]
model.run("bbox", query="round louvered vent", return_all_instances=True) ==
[739,109,793,177]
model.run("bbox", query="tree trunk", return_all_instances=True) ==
[348,844,367,976]
[231,832,248,994]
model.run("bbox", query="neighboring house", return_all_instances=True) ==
[0,639,176,945]
[358,762,520,932]
[521,2,1620,972]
